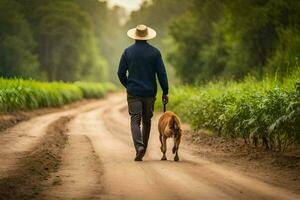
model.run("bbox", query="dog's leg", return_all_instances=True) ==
[161,135,167,160]
[159,133,163,154]
[172,135,177,154]
[172,137,176,154]
[173,134,181,161]
[159,133,163,146]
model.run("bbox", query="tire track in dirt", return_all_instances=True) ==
[41,112,104,200]
[0,116,71,200]
[0,100,99,133]
[0,97,110,200]
[0,100,106,176]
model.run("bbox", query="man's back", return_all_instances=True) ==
[118,40,168,97]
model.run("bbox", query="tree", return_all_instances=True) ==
[168,0,223,83]
[33,0,108,81]
[75,0,123,83]
[168,0,300,83]
[0,0,44,80]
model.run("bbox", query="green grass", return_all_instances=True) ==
[0,78,116,112]
[75,82,116,99]
[156,70,300,151]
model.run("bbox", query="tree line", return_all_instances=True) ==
[1,0,299,84]
[127,0,300,83]
[0,0,123,82]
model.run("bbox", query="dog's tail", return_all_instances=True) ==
[171,115,179,129]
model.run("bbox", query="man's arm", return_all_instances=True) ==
[117,51,128,88]
[156,52,169,98]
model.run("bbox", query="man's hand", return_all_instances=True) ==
[162,94,169,104]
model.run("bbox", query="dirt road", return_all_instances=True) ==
[0,93,299,200]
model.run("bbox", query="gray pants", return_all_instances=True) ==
[127,94,156,153]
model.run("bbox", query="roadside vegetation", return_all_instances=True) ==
[0,78,116,112]
[156,69,300,151]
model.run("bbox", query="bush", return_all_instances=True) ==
[0,78,116,112]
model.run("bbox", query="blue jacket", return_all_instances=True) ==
[117,40,169,97]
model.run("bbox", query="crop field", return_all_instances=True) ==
[0,78,116,112]
[156,73,300,151]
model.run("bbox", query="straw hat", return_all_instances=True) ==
[127,24,156,40]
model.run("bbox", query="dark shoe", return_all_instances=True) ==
[134,157,143,161]
[134,147,145,161]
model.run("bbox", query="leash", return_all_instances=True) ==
[163,101,167,113]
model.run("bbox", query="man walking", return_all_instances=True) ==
[118,24,169,161]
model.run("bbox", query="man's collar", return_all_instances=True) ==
[135,40,148,44]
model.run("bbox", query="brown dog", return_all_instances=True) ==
[158,111,182,161]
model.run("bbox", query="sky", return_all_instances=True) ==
[106,0,143,12]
